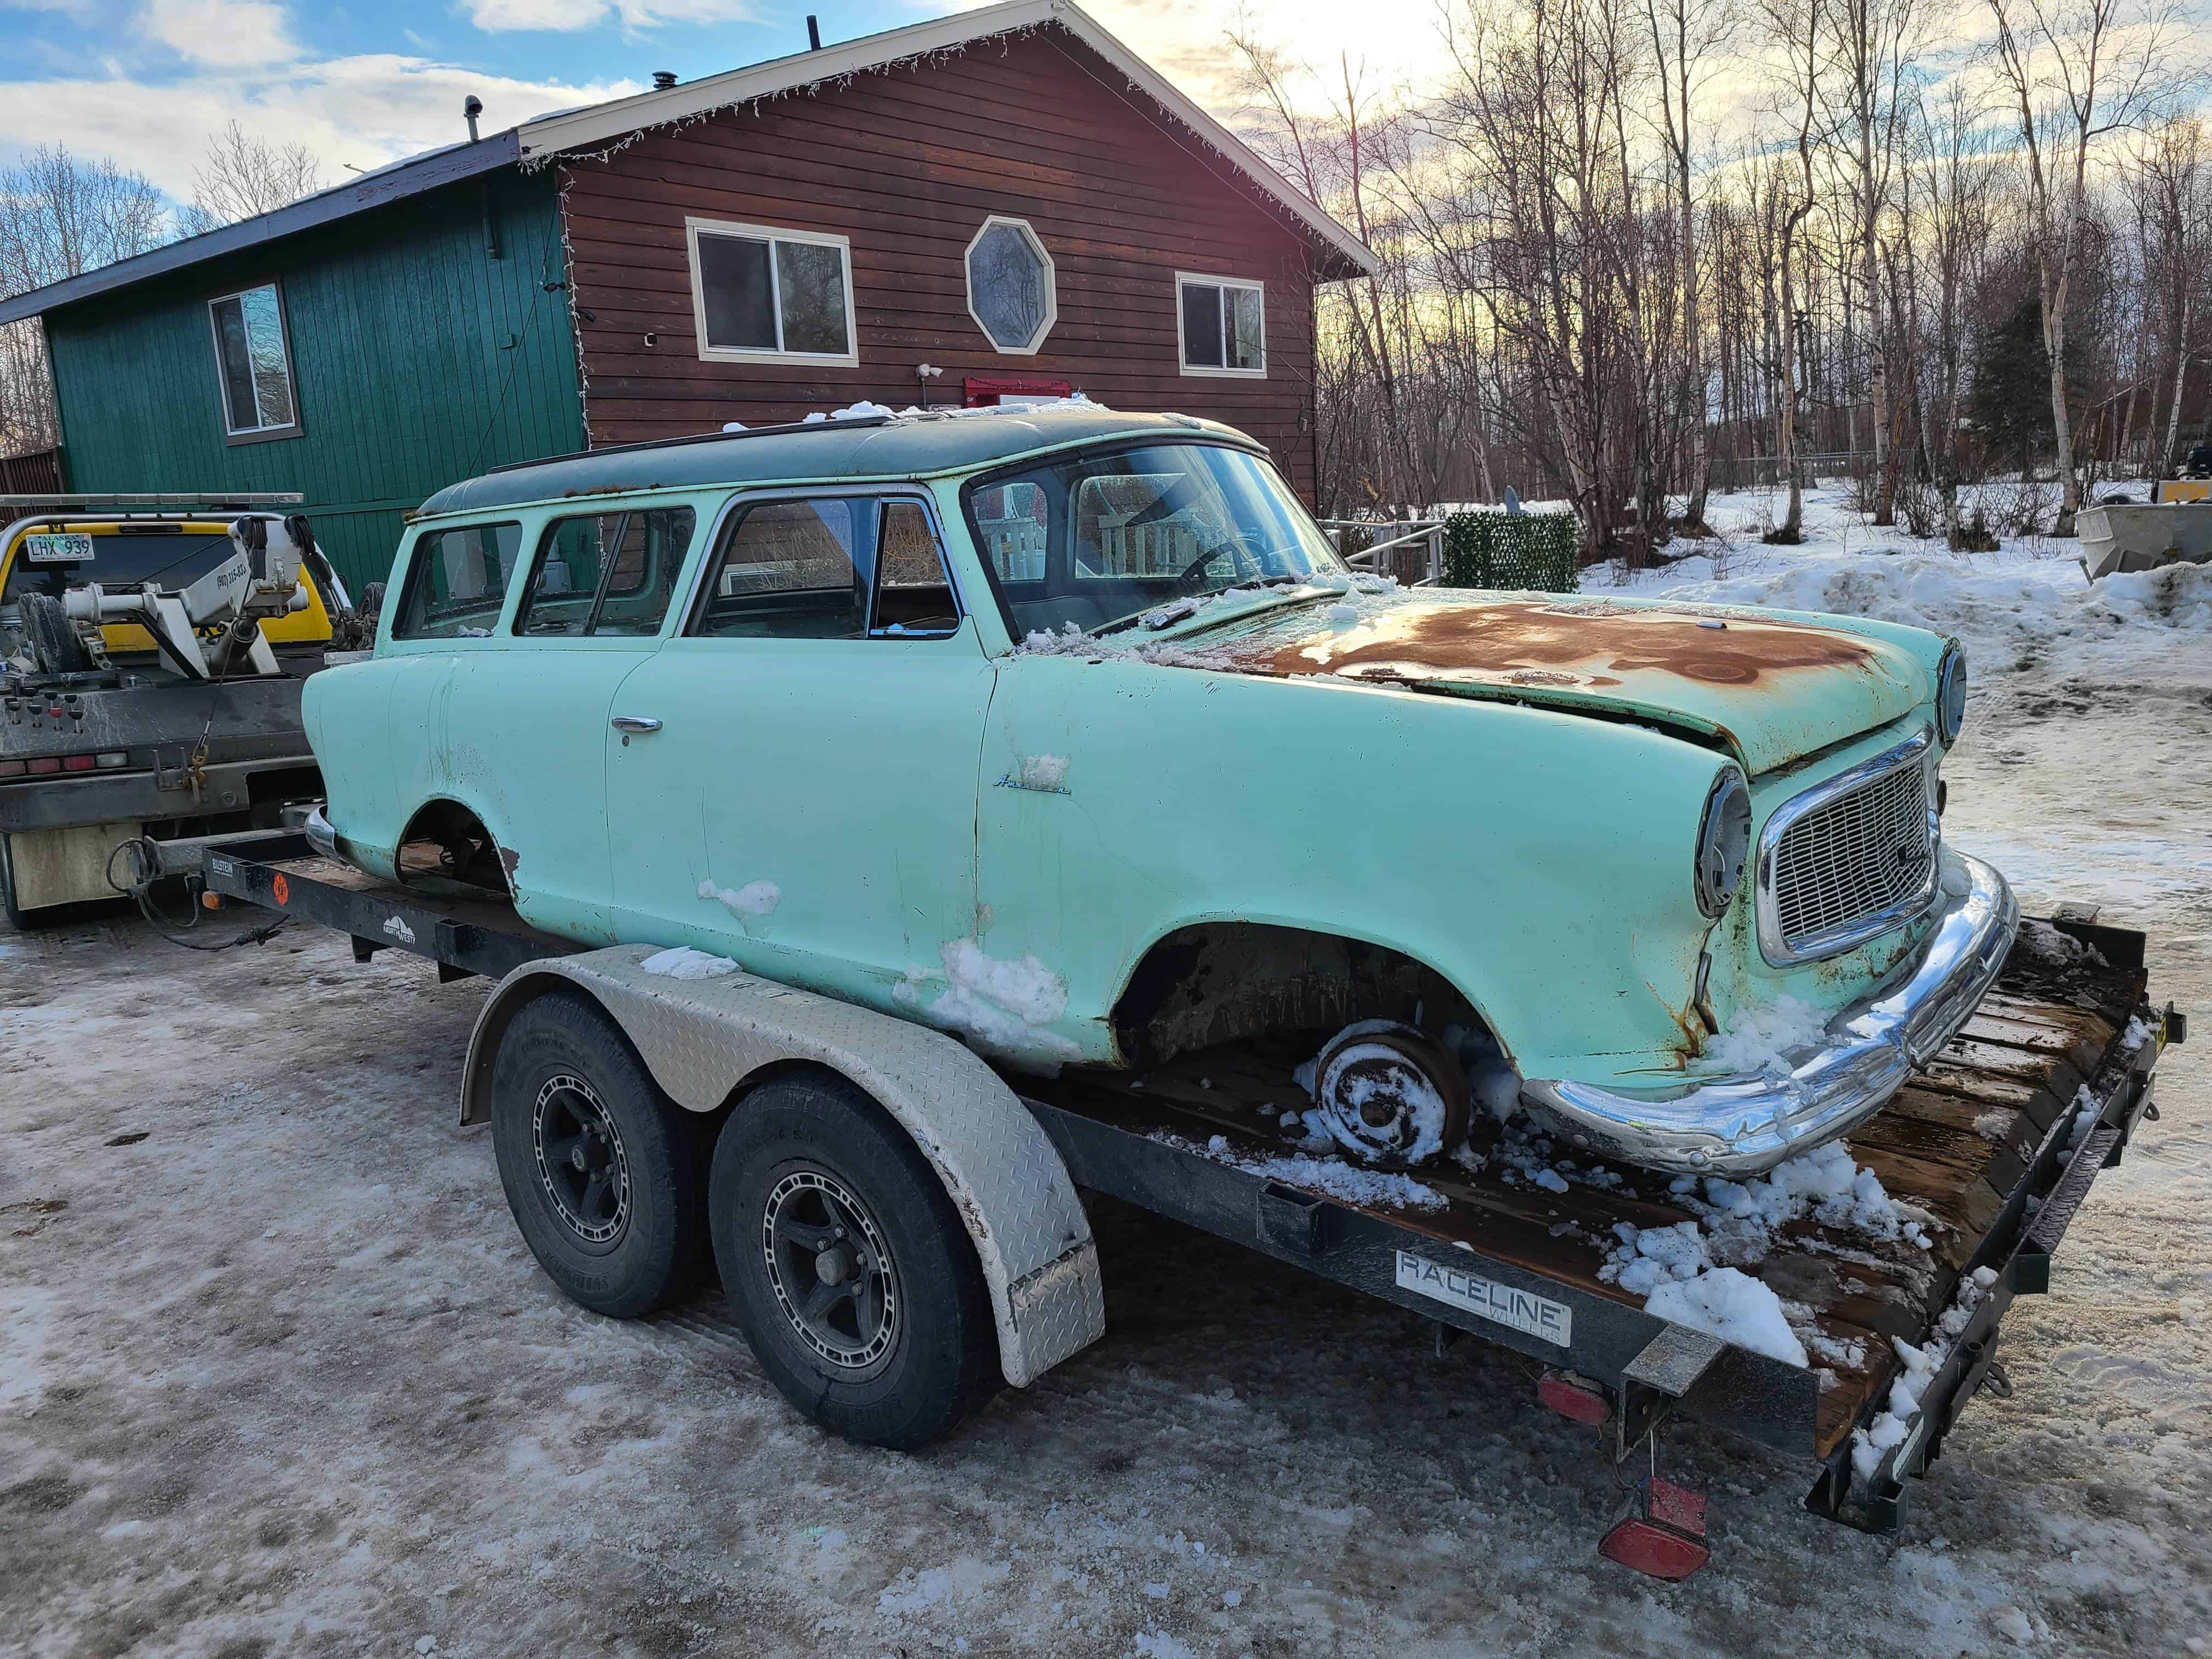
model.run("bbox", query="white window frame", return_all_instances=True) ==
[963,215,1058,356]
[685,216,860,367]
[206,281,302,442]
[1174,272,1267,379]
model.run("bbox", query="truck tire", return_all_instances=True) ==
[20,592,89,675]
[710,1072,1000,1451]
[489,989,708,1319]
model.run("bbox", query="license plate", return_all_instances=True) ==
[1396,1248,1573,1346]
[22,532,94,564]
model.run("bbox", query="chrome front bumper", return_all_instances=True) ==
[302,805,338,859]
[1522,851,2019,1177]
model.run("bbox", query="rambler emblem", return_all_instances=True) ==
[1395,1249,1572,1346]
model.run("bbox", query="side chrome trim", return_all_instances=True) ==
[1523,850,2018,1177]
[1754,726,1939,967]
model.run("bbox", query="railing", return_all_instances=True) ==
[1316,519,1445,586]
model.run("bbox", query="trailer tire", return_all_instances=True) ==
[20,592,89,676]
[489,989,707,1319]
[710,1072,999,1451]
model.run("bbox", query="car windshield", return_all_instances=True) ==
[963,442,1346,640]
[2,528,244,611]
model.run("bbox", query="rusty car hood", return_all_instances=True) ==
[1183,592,1929,774]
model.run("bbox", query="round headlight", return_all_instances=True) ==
[1694,769,1752,918]
[1937,643,1967,744]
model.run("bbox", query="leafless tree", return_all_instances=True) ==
[0,146,168,455]
[1986,0,2186,532]
[177,121,325,235]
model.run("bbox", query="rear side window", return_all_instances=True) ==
[3,528,239,609]
[392,522,523,640]
[514,506,695,638]
[687,496,961,641]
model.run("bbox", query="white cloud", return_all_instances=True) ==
[463,0,758,32]
[0,54,640,199]
[143,0,301,67]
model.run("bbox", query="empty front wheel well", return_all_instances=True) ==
[397,797,512,898]
[1110,922,1491,1069]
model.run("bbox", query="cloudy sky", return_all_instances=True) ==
[0,0,1452,204]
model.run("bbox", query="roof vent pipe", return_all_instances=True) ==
[652,70,677,89]
[463,95,483,142]
[806,14,822,48]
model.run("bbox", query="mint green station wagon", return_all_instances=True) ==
[304,405,2015,1194]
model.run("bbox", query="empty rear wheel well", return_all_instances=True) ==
[1110,922,1489,1069]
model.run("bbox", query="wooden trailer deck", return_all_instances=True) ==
[1035,922,2159,1464]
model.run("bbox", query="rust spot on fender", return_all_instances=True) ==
[499,845,521,875]
[1247,602,1875,689]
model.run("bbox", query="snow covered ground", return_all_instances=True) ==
[3,482,2208,1657]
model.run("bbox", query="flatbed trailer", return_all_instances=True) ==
[201,839,2181,1566]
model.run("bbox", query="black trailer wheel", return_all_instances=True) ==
[489,990,707,1318]
[710,1072,998,1451]
[19,592,89,676]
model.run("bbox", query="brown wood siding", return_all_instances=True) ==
[556,30,1323,498]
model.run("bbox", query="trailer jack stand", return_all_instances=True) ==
[1600,1475,1710,1581]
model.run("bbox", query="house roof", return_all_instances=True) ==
[0,0,1373,326]
[0,133,522,326]
[414,406,1263,516]
[515,0,1378,280]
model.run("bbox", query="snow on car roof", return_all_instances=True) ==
[414,405,1261,518]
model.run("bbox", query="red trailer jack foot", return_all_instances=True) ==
[1599,1477,1710,1581]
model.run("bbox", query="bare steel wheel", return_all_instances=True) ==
[761,1166,900,1379]
[1306,1020,1471,1167]
[533,1073,631,1249]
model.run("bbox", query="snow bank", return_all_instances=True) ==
[697,878,781,920]
[800,393,1107,425]
[638,946,739,980]
[895,938,1081,1068]
[1645,1266,1809,1367]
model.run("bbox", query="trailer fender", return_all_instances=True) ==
[460,946,1104,1389]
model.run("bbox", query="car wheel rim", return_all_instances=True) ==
[533,1073,631,1246]
[761,1167,899,1374]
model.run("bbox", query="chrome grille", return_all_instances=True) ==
[1767,756,1934,957]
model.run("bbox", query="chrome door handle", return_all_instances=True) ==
[610,715,662,733]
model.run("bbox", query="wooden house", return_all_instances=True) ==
[0,0,1373,591]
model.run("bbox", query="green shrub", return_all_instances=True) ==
[1440,510,1580,592]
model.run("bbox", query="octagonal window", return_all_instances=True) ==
[966,217,1057,354]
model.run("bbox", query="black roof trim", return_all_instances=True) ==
[0,132,523,325]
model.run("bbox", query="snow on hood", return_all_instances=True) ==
[1180,589,1931,774]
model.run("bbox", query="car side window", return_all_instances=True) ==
[514,506,695,637]
[688,496,960,641]
[392,521,522,640]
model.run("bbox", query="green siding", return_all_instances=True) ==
[44,168,584,595]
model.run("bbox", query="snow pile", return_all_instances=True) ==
[2013,917,2107,973]
[1170,1133,1448,1211]
[1602,1140,1937,1367]
[1645,1266,1809,1367]
[1441,1022,1523,1121]
[895,938,1082,1068]
[1013,622,1242,672]
[1013,753,1069,791]
[1850,1266,2000,1477]
[697,877,781,920]
[1694,993,1829,1076]
[799,393,1107,425]
[1658,549,2212,687]
[638,946,739,980]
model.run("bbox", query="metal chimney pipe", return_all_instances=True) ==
[463,95,483,142]
[652,70,677,89]
[806,14,822,49]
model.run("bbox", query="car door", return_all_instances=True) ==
[437,500,703,942]
[606,489,992,1007]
